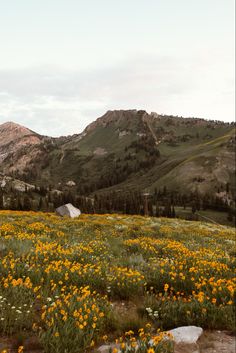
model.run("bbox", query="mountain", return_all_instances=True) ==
[0,110,235,208]
[0,121,45,175]
[0,122,40,163]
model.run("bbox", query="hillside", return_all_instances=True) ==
[0,110,235,216]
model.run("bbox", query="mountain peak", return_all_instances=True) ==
[0,121,30,131]
[0,121,38,147]
[84,109,148,133]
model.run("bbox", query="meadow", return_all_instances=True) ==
[0,211,235,353]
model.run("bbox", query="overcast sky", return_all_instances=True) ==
[0,0,235,136]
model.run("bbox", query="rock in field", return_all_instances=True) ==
[55,203,81,218]
[169,326,203,344]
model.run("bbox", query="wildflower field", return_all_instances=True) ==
[0,211,235,353]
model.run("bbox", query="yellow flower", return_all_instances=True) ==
[164,283,169,292]
[125,330,134,336]
[153,335,162,345]
[18,347,24,353]
[147,348,155,353]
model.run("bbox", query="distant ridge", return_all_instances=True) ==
[0,110,235,204]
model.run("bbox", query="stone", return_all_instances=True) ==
[55,203,81,218]
[66,180,76,186]
[97,344,120,353]
[169,326,203,345]
[97,345,110,353]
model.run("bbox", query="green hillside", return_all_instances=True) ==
[0,110,235,221]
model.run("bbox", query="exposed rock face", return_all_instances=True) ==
[66,180,76,186]
[118,130,130,138]
[55,203,81,218]
[93,147,107,156]
[84,109,145,133]
[0,173,35,192]
[0,122,39,148]
[0,121,41,166]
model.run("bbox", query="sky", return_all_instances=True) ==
[0,0,235,136]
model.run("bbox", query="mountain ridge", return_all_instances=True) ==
[1,109,234,139]
[0,110,235,209]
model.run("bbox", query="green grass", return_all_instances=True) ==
[175,207,235,227]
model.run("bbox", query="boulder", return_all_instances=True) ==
[169,326,203,345]
[55,203,81,218]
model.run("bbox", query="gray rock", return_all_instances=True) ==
[97,344,120,353]
[97,345,111,353]
[169,326,203,344]
[55,203,81,218]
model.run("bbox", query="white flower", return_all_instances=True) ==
[146,307,153,313]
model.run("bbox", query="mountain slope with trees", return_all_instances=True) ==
[0,110,235,223]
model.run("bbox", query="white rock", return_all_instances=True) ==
[66,180,76,186]
[97,345,111,353]
[169,326,203,344]
[97,344,120,353]
[55,203,81,218]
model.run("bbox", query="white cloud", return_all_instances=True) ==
[0,51,234,136]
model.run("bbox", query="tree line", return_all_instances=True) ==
[0,184,235,224]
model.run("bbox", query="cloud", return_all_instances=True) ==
[0,52,234,136]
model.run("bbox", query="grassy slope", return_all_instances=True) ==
[89,124,235,195]
[175,206,235,227]
[2,112,235,197]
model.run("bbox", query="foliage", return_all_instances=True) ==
[0,211,235,352]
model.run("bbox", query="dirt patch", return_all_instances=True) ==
[93,147,107,156]
[174,342,199,353]
[198,330,235,353]
[174,330,235,353]
[0,335,42,353]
